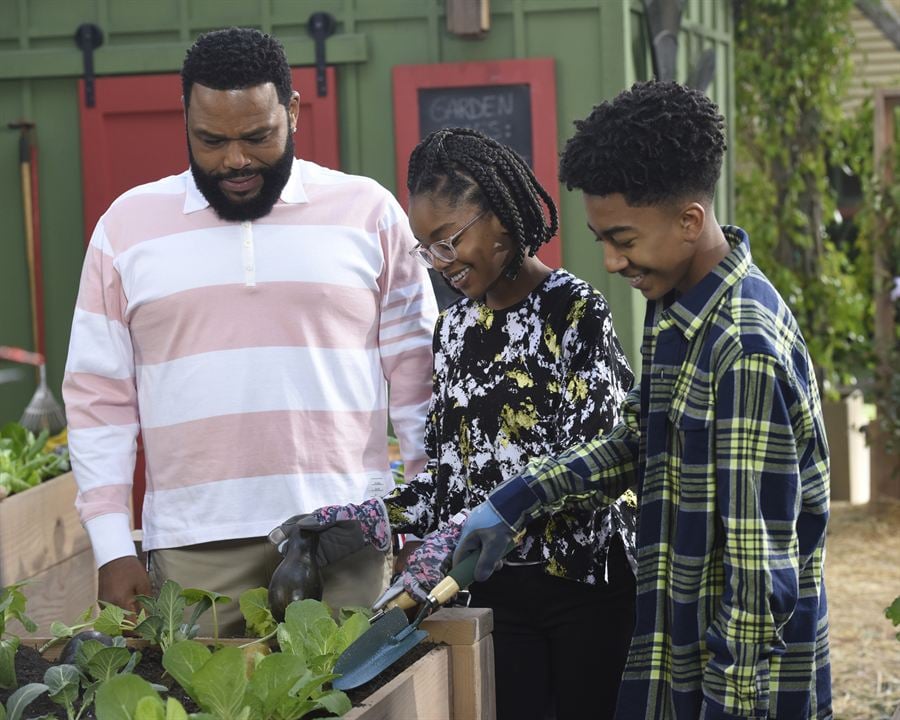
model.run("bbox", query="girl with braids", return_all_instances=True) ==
[293,128,638,719]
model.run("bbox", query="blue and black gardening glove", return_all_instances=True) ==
[452,500,516,583]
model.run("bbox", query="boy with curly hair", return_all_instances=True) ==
[454,81,832,719]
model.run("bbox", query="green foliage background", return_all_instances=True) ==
[734,0,873,394]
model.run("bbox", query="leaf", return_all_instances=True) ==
[95,674,164,720]
[155,581,187,649]
[72,638,109,670]
[4,682,49,720]
[885,596,900,625]
[314,688,352,716]
[133,695,166,720]
[0,637,19,690]
[94,604,129,637]
[86,646,133,682]
[162,640,211,698]
[190,646,249,720]
[163,696,190,720]
[335,612,370,654]
[245,653,309,719]
[43,664,80,707]
[239,588,277,638]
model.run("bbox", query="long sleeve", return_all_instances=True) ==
[62,218,139,567]
[376,197,438,477]
[700,353,809,719]
[489,384,642,530]
[383,314,445,537]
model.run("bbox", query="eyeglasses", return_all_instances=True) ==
[408,210,487,268]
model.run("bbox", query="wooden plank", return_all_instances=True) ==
[420,607,493,645]
[16,548,97,638]
[450,636,496,720]
[344,646,452,720]
[0,472,91,586]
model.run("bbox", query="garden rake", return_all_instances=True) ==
[0,345,66,435]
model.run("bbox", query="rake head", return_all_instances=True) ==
[20,364,66,435]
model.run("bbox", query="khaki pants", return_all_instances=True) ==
[148,538,392,637]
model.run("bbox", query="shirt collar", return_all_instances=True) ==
[662,226,751,341]
[182,157,309,215]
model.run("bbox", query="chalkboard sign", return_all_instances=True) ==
[393,58,560,268]
[417,84,533,168]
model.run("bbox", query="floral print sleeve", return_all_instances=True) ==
[384,270,638,585]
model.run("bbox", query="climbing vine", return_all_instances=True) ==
[734,0,872,394]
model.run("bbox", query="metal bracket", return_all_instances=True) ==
[74,23,104,108]
[307,12,337,97]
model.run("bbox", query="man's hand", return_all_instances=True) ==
[452,501,515,583]
[98,556,151,615]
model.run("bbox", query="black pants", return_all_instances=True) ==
[469,536,636,720]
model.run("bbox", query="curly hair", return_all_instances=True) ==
[559,81,726,206]
[181,27,293,109]
[407,128,558,279]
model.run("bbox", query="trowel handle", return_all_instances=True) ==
[0,346,44,366]
[427,540,518,607]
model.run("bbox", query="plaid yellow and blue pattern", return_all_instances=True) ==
[490,227,832,719]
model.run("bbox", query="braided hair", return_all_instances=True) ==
[559,81,726,206]
[407,128,558,279]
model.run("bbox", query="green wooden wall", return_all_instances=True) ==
[0,0,733,425]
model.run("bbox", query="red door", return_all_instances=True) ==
[77,69,339,526]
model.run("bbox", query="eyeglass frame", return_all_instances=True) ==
[408,210,488,268]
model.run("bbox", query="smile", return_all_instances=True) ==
[446,267,471,287]
[623,272,645,288]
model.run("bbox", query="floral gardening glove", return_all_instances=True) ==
[391,516,466,605]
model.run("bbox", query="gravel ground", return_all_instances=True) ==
[827,500,900,720]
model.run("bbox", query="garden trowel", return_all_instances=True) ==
[332,542,510,690]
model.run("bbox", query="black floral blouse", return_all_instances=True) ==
[384,269,638,585]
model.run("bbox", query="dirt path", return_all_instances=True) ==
[827,500,900,720]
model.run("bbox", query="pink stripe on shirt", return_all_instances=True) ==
[141,408,389,490]
[75,245,126,324]
[65,373,139,429]
[129,282,380,365]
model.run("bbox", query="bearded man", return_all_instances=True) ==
[63,27,437,634]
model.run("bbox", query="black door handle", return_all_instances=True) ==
[307,12,337,97]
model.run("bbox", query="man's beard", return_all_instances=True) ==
[189,134,295,222]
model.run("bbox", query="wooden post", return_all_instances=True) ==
[422,607,496,720]
[871,89,900,500]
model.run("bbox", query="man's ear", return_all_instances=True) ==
[679,202,706,243]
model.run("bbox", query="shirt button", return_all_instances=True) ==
[245,265,254,271]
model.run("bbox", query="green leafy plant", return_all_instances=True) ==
[0,583,37,691]
[734,0,872,394]
[275,600,369,676]
[886,595,900,641]
[161,639,349,720]
[0,682,51,720]
[134,580,231,653]
[0,423,69,499]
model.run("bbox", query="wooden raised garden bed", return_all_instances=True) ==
[18,606,495,720]
[345,606,495,720]
[0,471,97,635]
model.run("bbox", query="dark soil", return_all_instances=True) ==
[2,639,438,718]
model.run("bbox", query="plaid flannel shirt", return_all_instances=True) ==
[490,227,832,719]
